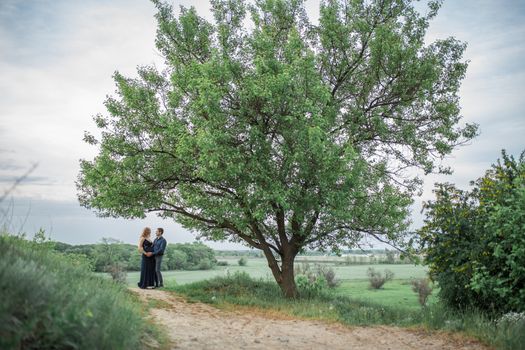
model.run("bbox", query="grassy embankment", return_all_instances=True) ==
[0,235,169,350]
[158,257,523,350]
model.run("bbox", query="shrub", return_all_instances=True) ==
[315,264,340,288]
[238,256,247,266]
[411,278,433,306]
[217,260,228,266]
[367,268,394,289]
[0,235,150,349]
[295,262,340,288]
[420,150,525,313]
[294,262,338,297]
[197,258,214,270]
[106,262,127,284]
[296,274,328,298]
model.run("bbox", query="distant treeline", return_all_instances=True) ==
[215,250,264,257]
[52,240,404,273]
[215,248,400,257]
[216,248,406,264]
[53,239,217,272]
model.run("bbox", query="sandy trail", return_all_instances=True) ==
[131,288,489,350]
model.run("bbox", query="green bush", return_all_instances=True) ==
[295,262,340,288]
[196,258,214,270]
[238,256,247,266]
[420,150,525,313]
[295,274,328,298]
[0,235,151,349]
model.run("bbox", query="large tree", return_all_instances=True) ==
[78,0,477,297]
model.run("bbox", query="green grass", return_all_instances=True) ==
[122,258,432,312]
[169,271,421,326]
[121,257,428,286]
[123,258,274,285]
[335,280,438,311]
[122,258,432,314]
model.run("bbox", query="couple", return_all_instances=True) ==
[137,227,167,289]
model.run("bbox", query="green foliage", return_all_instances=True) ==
[295,274,328,298]
[421,306,525,350]
[0,235,152,349]
[165,249,189,270]
[164,242,217,270]
[196,258,215,270]
[367,267,394,289]
[295,262,340,288]
[420,150,525,313]
[78,0,476,296]
[53,240,139,272]
[94,237,132,272]
[54,240,217,272]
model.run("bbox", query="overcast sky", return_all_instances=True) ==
[0,0,524,248]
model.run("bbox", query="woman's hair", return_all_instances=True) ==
[141,227,151,238]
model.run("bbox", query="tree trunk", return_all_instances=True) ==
[261,246,298,298]
[279,252,298,298]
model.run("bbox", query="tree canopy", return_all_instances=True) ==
[78,0,477,297]
[419,150,525,312]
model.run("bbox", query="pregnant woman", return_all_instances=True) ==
[137,227,156,289]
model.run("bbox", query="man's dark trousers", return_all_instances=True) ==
[154,255,163,287]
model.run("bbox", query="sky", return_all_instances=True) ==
[0,0,524,248]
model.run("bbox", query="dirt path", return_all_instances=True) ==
[131,288,489,350]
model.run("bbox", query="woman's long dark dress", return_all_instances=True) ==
[138,239,155,289]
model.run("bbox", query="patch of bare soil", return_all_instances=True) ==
[131,288,490,350]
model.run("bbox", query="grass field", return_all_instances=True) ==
[123,257,428,285]
[121,257,432,310]
[336,280,437,311]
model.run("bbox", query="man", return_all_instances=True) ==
[146,227,167,288]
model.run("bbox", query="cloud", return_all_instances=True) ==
[0,197,245,249]
[0,0,524,248]
[0,175,53,184]
[0,0,161,201]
